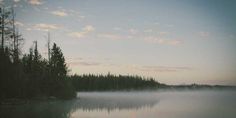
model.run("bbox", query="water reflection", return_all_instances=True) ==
[0,92,159,118]
[76,92,159,111]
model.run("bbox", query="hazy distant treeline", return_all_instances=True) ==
[69,74,165,91]
[168,84,236,90]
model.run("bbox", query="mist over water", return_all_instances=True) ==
[76,92,159,111]
[1,90,236,118]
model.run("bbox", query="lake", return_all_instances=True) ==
[1,90,236,118]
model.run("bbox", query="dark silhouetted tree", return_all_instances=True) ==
[49,43,75,99]
[50,43,67,78]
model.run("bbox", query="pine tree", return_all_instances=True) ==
[50,43,67,78]
[50,43,75,99]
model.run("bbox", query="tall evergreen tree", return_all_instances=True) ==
[50,43,75,99]
[50,43,67,78]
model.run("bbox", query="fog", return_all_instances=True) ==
[76,92,159,111]
[1,90,236,118]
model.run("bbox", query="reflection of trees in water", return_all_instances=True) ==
[75,93,159,112]
[0,92,159,118]
[0,100,77,118]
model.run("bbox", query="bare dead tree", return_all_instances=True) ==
[0,6,24,62]
[0,7,8,49]
[0,6,14,47]
[11,7,24,62]
[47,32,51,62]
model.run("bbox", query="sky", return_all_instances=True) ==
[1,0,236,85]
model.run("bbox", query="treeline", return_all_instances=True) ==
[167,84,236,90]
[69,74,164,91]
[0,41,76,99]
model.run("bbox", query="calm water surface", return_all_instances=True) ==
[1,90,236,118]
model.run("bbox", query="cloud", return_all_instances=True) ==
[68,25,95,39]
[127,65,192,72]
[144,29,153,33]
[129,28,138,34]
[33,23,60,31]
[199,31,210,38]
[144,36,182,46]
[15,21,24,27]
[51,10,68,17]
[166,24,174,28]
[67,57,103,67]
[76,62,100,66]
[68,59,100,67]
[71,57,83,61]
[66,9,85,20]
[168,40,182,45]
[68,32,87,39]
[113,27,122,31]
[139,65,192,72]
[97,33,133,40]
[26,28,32,31]
[83,25,95,32]
[154,22,160,25]
[97,33,123,40]
[27,0,43,5]
[159,32,169,35]
[13,0,22,8]
[14,0,21,2]
[78,15,85,19]
[0,0,4,4]
[50,8,86,20]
